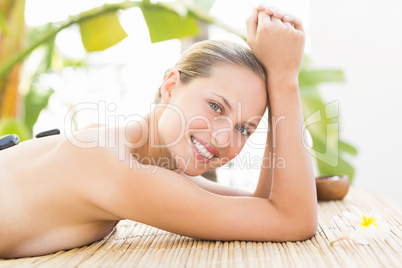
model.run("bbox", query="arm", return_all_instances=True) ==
[96,159,315,241]
[247,7,317,223]
[93,8,316,241]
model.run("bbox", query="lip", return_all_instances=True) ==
[191,144,212,163]
[191,136,220,157]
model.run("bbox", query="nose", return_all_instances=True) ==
[211,123,232,149]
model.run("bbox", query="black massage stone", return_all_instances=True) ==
[0,134,20,150]
[35,128,60,138]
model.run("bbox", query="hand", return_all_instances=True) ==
[246,6,305,82]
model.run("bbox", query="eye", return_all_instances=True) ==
[236,125,250,136]
[210,102,223,114]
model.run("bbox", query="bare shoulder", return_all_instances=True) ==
[53,128,134,206]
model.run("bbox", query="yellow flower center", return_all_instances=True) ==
[361,214,378,228]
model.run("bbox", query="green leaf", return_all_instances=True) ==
[299,69,345,87]
[300,84,356,181]
[0,118,31,141]
[141,5,199,43]
[317,155,355,183]
[24,84,54,133]
[79,11,127,52]
[307,127,356,182]
[300,86,324,115]
[339,140,358,156]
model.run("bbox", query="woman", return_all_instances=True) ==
[0,6,317,258]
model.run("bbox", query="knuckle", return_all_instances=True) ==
[272,22,284,31]
[259,21,271,31]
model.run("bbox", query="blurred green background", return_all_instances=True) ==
[0,0,356,182]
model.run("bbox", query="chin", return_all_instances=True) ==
[182,171,199,177]
[179,168,204,177]
[179,165,212,177]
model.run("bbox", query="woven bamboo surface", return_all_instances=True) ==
[1,187,401,267]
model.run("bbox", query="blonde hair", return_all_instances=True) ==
[154,40,266,103]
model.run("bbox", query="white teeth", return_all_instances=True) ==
[191,137,215,160]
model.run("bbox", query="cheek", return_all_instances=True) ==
[226,138,246,159]
[184,103,212,134]
[158,106,186,143]
[186,116,211,133]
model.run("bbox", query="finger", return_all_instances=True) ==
[264,7,274,16]
[264,6,283,19]
[270,16,283,26]
[257,4,266,11]
[283,21,293,29]
[272,9,284,19]
[258,9,272,25]
[282,15,304,32]
[246,8,259,41]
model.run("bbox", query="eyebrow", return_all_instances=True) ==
[246,121,258,129]
[212,93,258,129]
[212,93,232,112]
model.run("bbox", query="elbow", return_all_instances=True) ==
[290,212,318,241]
[279,207,318,241]
[261,217,317,242]
[279,220,317,242]
[295,221,318,241]
[291,198,318,241]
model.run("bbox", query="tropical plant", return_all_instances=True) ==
[299,58,357,180]
[0,0,356,180]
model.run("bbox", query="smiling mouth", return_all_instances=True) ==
[191,136,216,160]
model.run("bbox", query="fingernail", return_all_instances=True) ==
[283,15,292,21]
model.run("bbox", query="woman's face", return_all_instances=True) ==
[158,63,267,176]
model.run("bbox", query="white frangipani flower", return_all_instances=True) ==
[330,205,390,246]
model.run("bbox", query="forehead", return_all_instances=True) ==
[205,63,267,116]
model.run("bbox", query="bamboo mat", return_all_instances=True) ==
[1,187,401,267]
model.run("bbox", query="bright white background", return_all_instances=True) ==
[24,0,402,208]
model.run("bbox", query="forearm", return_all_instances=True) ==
[261,78,316,217]
[253,115,273,198]
[244,6,317,238]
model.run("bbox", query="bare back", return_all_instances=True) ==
[0,129,119,258]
